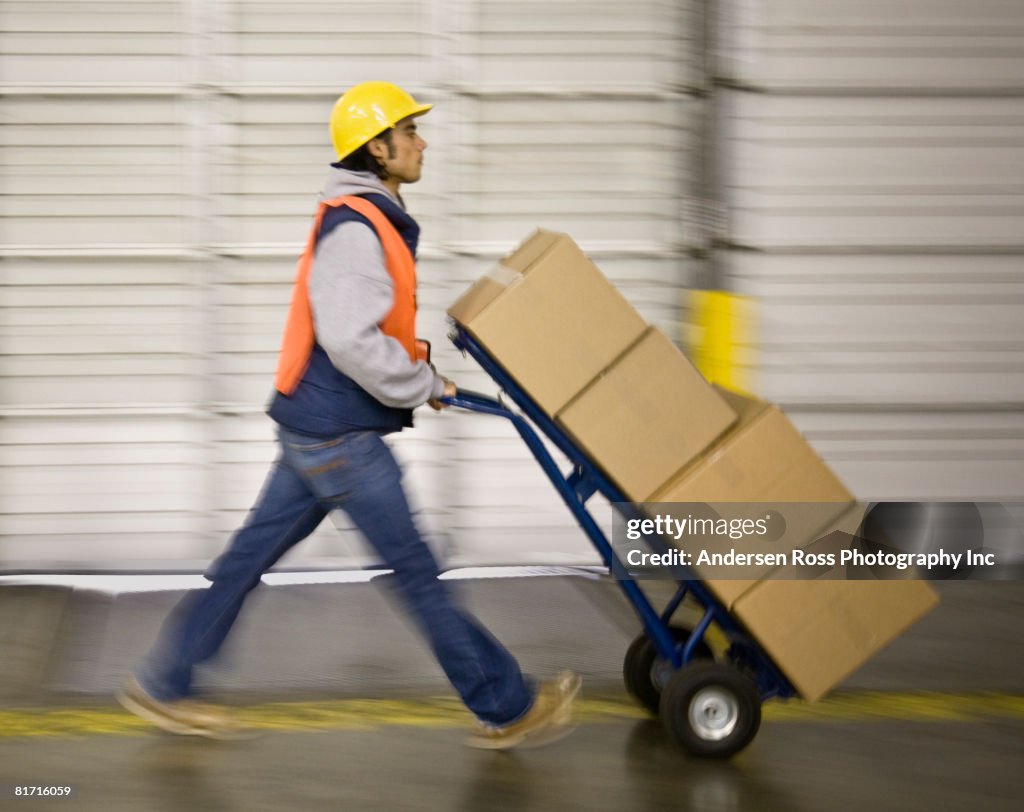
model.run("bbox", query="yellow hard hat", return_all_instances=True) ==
[329,81,432,161]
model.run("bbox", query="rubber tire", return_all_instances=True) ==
[659,661,761,759]
[623,627,714,715]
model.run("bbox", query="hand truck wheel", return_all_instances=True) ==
[659,661,761,758]
[623,626,714,715]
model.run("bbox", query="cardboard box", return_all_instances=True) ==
[732,575,939,702]
[651,387,854,504]
[447,230,647,415]
[696,504,866,609]
[556,327,739,502]
[640,388,855,607]
[650,387,853,542]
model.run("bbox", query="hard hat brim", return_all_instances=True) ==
[401,103,433,121]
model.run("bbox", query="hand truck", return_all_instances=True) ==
[443,325,797,758]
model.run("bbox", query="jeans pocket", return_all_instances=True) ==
[281,430,381,499]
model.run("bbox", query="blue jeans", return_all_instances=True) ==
[138,428,534,726]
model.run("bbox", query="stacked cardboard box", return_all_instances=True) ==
[558,329,740,502]
[449,229,938,703]
[449,230,739,501]
[650,385,855,607]
[447,230,648,416]
[735,558,939,701]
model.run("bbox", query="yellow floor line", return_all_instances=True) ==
[0,692,1021,740]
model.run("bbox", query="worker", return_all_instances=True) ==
[118,81,581,749]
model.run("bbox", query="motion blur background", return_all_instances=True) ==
[2,0,1023,574]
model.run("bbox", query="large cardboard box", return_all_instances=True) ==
[447,230,647,415]
[644,386,855,607]
[695,504,866,610]
[556,327,739,502]
[650,387,854,505]
[732,575,939,702]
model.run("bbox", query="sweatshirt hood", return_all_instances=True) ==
[319,166,403,209]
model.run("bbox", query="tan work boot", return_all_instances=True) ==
[467,670,582,750]
[117,676,246,739]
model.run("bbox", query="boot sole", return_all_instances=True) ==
[116,688,209,737]
[467,672,582,750]
[116,682,251,740]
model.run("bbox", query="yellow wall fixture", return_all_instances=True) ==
[685,290,757,395]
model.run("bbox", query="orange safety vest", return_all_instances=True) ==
[274,195,420,396]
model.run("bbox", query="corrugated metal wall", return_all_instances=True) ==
[715,0,1024,502]
[3,1,1021,573]
[1,0,698,570]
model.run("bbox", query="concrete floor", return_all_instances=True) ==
[1,575,1022,810]
[1,704,1021,811]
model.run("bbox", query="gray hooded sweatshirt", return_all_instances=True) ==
[309,167,445,408]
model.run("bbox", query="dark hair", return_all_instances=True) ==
[336,129,394,179]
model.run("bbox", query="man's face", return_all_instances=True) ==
[371,116,427,185]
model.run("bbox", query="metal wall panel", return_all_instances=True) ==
[794,409,1024,502]
[471,1,696,88]
[3,1,183,87]
[716,0,1024,502]
[0,415,211,570]
[719,0,1024,92]
[453,96,693,246]
[725,95,1024,251]
[1,257,204,407]
[724,251,1024,407]
[231,3,433,87]
[3,95,188,246]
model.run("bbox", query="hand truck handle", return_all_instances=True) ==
[439,390,510,416]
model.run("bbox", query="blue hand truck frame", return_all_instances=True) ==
[444,324,797,757]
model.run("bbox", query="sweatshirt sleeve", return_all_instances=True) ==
[308,220,443,408]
